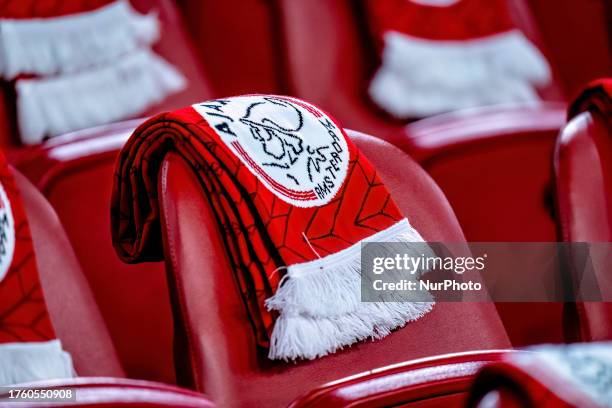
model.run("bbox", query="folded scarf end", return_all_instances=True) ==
[265,218,430,316]
[266,218,435,361]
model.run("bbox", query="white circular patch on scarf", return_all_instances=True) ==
[193,96,350,207]
[0,182,15,282]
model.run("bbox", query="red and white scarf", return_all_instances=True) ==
[111,95,433,360]
[366,0,552,118]
[0,0,186,144]
[0,152,74,385]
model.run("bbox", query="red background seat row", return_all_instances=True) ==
[1,1,610,402]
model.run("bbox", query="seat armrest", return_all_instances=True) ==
[391,104,566,160]
[290,350,516,408]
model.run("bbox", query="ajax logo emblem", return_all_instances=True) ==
[0,182,15,283]
[193,96,350,207]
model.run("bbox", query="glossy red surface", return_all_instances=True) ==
[7,10,217,363]
[397,105,569,347]
[554,111,612,342]
[14,122,177,384]
[13,170,124,378]
[555,112,612,243]
[290,350,513,408]
[158,130,510,407]
[474,388,525,408]
[176,0,284,96]
[7,165,217,407]
[468,356,600,408]
[400,104,566,242]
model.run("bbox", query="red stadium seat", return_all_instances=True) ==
[3,1,216,377]
[289,350,513,408]
[158,130,510,407]
[5,164,216,407]
[0,0,212,148]
[395,104,569,347]
[9,94,567,386]
[274,0,564,139]
[14,169,124,378]
[398,104,566,243]
[466,348,607,408]
[554,109,612,341]
[527,0,612,98]
[4,0,217,375]
[13,121,177,384]
[555,111,612,243]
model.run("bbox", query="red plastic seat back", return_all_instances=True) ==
[14,121,182,384]
[159,130,510,407]
[528,0,612,98]
[401,104,566,243]
[12,169,124,378]
[555,112,612,242]
[397,105,570,347]
[11,0,219,373]
[554,111,612,341]
[176,0,284,97]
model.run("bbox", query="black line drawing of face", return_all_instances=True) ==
[239,97,305,169]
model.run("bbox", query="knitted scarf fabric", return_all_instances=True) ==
[365,0,552,118]
[0,152,73,385]
[111,95,433,360]
[0,0,185,144]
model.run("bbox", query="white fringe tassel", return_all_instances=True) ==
[0,0,159,79]
[269,302,434,361]
[16,49,187,145]
[266,218,435,361]
[369,29,552,118]
[0,340,74,386]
